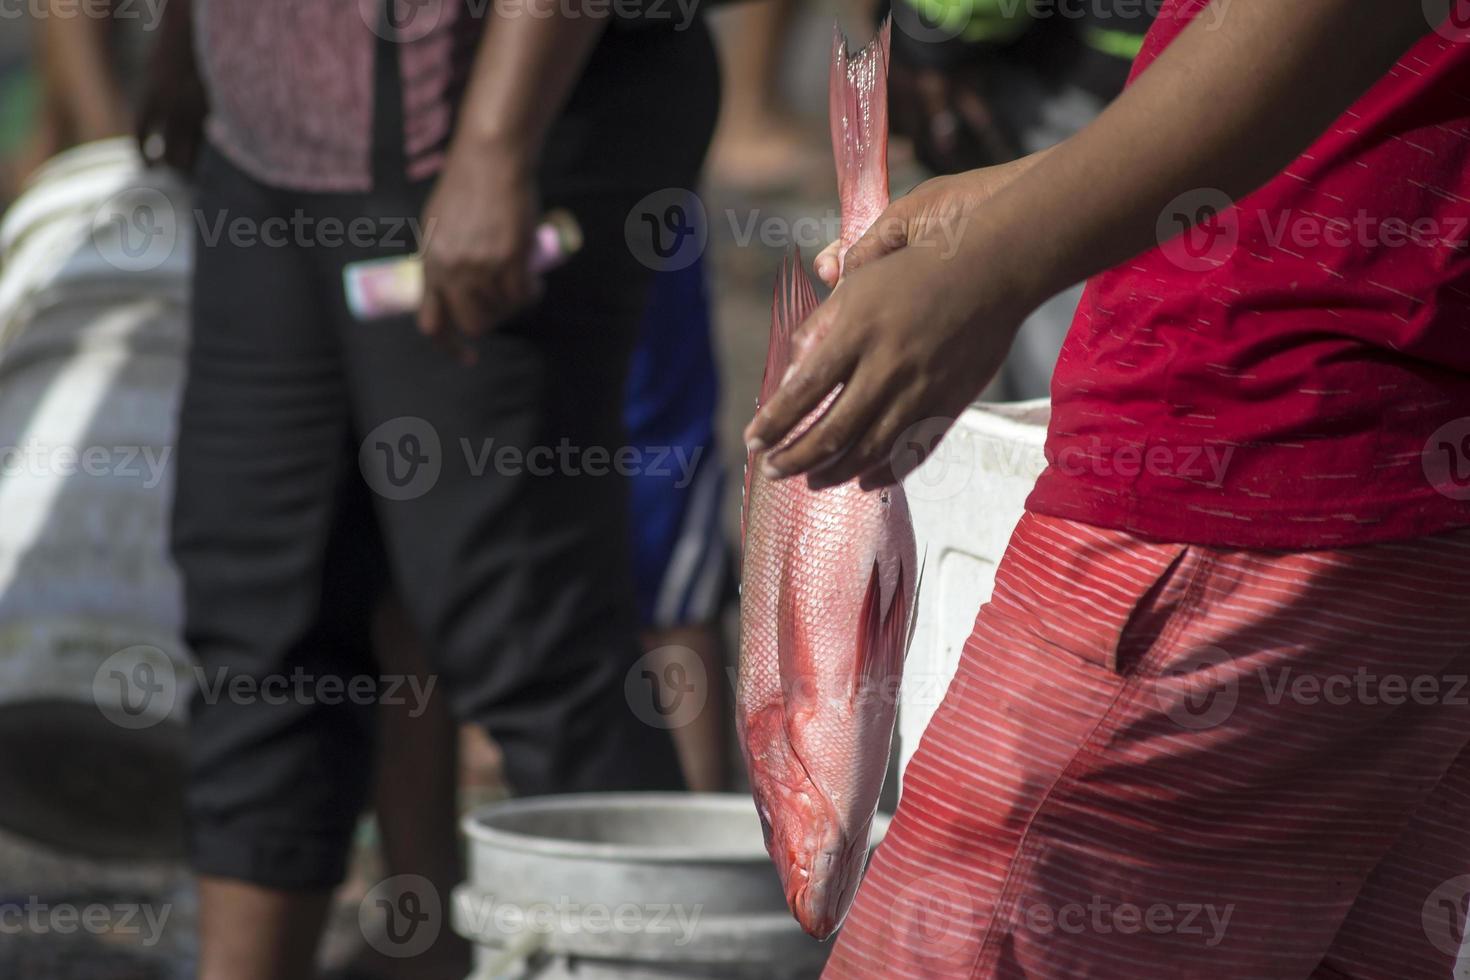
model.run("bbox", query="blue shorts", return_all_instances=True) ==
[623,255,729,630]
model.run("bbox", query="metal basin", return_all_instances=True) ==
[454,792,889,980]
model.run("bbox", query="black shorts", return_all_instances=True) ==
[172,22,720,889]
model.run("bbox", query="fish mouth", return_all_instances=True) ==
[784,815,871,941]
[743,711,874,940]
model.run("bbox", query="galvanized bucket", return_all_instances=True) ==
[453,793,889,980]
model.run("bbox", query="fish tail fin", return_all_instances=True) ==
[830,18,891,246]
[853,557,910,697]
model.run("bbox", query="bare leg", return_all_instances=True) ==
[351,598,472,980]
[709,0,826,192]
[196,878,331,980]
[644,623,730,792]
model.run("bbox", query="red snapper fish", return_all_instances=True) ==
[737,20,917,941]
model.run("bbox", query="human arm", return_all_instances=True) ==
[746,0,1434,487]
[418,3,607,358]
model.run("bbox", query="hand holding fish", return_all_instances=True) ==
[747,162,1050,491]
[812,156,1047,288]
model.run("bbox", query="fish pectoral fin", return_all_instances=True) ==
[852,559,909,699]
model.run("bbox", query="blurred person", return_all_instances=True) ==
[708,0,828,192]
[747,1,1470,976]
[138,3,719,980]
[886,0,1156,400]
[622,253,733,792]
[12,0,152,182]
[346,252,735,979]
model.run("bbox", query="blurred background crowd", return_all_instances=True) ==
[0,1,1153,977]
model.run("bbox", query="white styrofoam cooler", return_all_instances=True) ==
[896,399,1050,783]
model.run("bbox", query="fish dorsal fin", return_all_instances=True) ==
[758,247,821,408]
[743,250,818,547]
[830,19,892,256]
[853,557,909,699]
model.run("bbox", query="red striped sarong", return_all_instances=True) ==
[824,513,1470,979]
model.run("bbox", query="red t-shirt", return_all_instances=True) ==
[1026,0,1470,548]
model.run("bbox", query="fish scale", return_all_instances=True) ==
[736,20,917,942]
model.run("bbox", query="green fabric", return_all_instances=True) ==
[0,70,39,155]
[1082,24,1147,60]
[900,0,1035,44]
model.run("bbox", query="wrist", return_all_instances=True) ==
[450,125,537,174]
[947,203,1058,329]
